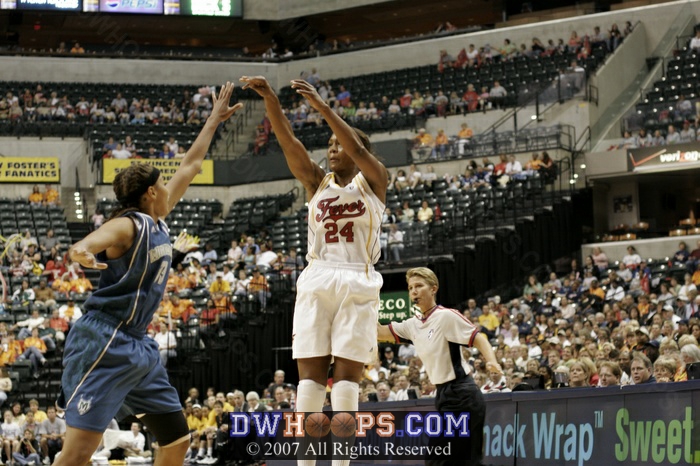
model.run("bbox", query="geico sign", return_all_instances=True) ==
[379,298,407,311]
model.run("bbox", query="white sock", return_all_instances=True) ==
[296,379,327,466]
[207,447,213,456]
[330,380,359,412]
[331,380,359,466]
[198,447,205,457]
[296,379,326,413]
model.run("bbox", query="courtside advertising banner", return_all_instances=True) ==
[102,159,213,185]
[0,157,60,183]
[483,384,700,466]
[237,382,700,465]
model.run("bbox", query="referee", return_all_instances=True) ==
[378,267,502,466]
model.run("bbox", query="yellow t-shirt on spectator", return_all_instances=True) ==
[478,313,500,332]
[44,189,59,205]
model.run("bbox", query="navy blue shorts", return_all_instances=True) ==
[58,312,182,432]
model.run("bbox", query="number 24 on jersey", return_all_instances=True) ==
[324,222,355,243]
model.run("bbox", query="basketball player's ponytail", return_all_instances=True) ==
[108,163,161,221]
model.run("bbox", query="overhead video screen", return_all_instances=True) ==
[98,0,163,14]
[165,0,241,16]
[0,0,16,9]
[16,0,81,10]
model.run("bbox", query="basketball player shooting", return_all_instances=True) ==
[240,75,387,466]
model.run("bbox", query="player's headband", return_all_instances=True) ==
[121,167,161,207]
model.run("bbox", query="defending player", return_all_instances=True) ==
[240,76,387,466]
[378,267,503,466]
[53,82,241,466]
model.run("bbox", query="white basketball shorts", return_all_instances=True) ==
[292,259,383,364]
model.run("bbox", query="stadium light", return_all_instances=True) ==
[580,164,586,169]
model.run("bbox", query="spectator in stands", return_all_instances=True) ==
[43,253,66,284]
[256,243,278,272]
[90,208,105,230]
[598,361,621,387]
[232,269,250,298]
[14,428,41,465]
[249,267,270,309]
[679,273,697,301]
[622,246,642,271]
[608,24,623,52]
[500,38,518,58]
[0,332,22,366]
[153,322,176,368]
[110,143,130,160]
[58,298,82,324]
[636,128,651,147]
[17,328,47,378]
[653,356,677,383]
[159,143,174,159]
[39,405,65,463]
[12,279,35,307]
[375,381,395,402]
[567,359,590,388]
[431,129,449,159]
[505,154,524,180]
[387,224,404,265]
[336,85,351,106]
[676,96,694,120]
[201,243,217,266]
[48,309,68,343]
[70,42,84,53]
[680,120,696,143]
[438,49,455,70]
[399,201,414,224]
[590,26,607,50]
[690,29,700,54]
[26,399,46,425]
[242,236,260,257]
[666,125,681,145]
[39,229,60,253]
[619,131,637,149]
[29,185,43,206]
[209,272,230,295]
[433,90,449,117]
[227,239,243,265]
[478,304,499,339]
[592,247,608,271]
[0,369,10,408]
[630,353,655,384]
[416,200,433,223]
[650,129,666,146]
[33,279,56,311]
[674,241,690,266]
[489,81,507,108]
[462,84,479,113]
[412,128,433,158]
[523,275,543,299]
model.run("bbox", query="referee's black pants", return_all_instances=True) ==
[427,375,486,466]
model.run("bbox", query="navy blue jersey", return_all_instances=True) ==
[83,212,172,333]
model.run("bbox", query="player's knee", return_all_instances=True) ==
[141,410,190,449]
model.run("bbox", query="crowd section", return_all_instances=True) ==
[621,26,700,149]
[0,22,474,62]
[0,82,243,150]
[267,21,629,151]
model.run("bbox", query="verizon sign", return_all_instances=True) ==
[627,143,700,171]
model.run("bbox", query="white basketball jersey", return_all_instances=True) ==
[307,172,384,265]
